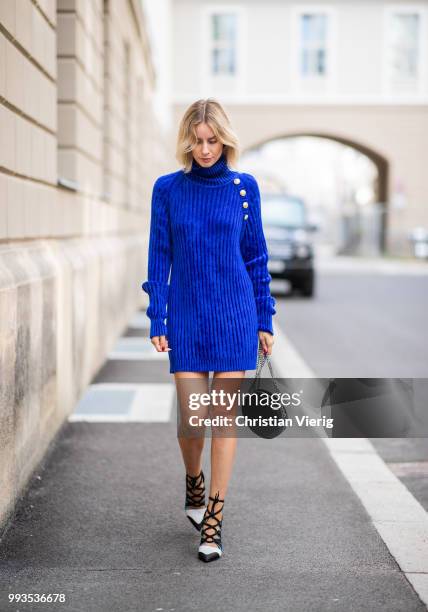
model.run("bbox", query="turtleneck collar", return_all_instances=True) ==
[185,152,234,186]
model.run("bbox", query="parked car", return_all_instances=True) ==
[261,193,318,297]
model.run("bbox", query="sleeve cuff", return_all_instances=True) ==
[149,319,168,338]
[141,281,169,337]
[255,296,276,335]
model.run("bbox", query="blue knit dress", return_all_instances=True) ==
[142,152,276,374]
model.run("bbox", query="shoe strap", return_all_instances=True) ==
[185,470,205,508]
[200,491,225,546]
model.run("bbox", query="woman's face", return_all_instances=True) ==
[192,122,224,167]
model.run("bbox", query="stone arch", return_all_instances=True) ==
[243,132,389,253]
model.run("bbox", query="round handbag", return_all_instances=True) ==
[240,342,289,439]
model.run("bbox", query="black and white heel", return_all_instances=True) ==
[184,469,206,531]
[198,491,225,562]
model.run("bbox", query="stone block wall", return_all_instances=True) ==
[0,0,174,533]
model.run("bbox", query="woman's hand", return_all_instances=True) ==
[151,335,171,352]
[258,331,274,356]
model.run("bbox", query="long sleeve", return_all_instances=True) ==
[240,174,276,335]
[141,177,172,338]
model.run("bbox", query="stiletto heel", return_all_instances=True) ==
[184,469,206,531]
[198,491,225,562]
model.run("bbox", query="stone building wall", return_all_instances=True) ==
[0,0,173,532]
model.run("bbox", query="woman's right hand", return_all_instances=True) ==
[151,335,171,352]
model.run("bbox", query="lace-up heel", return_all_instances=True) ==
[198,491,225,562]
[184,469,206,531]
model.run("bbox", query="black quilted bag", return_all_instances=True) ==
[240,342,289,439]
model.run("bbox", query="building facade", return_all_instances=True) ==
[0,0,173,531]
[171,0,428,255]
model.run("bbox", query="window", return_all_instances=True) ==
[383,5,428,95]
[210,13,237,76]
[388,12,420,87]
[300,13,328,77]
[201,5,246,95]
[290,6,336,94]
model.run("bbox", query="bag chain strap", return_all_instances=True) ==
[254,343,281,394]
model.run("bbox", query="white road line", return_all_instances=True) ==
[108,336,169,360]
[271,324,428,608]
[129,384,175,422]
[68,383,175,423]
[107,351,169,360]
[129,311,151,329]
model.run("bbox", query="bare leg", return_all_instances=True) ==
[203,370,245,547]
[174,371,209,507]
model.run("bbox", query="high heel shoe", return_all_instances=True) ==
[198,491,225,562]
[184,469,206,531]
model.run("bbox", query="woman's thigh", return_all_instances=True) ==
[213,371,245,378]
[174,372,210,432]
[174,371,209,380]
[211,372,245,429]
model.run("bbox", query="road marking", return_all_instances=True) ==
[271,324,428,608]
[68,383,174,423]
[107,351,169,360]
[128,311,150,329]
[108,336,169,360]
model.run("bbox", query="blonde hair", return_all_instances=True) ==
[176,98,240,173]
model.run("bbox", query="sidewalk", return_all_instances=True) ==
[0,311,426,612]
[314,247,428,275]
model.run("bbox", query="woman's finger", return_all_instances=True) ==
[159,336,170,352]
[151,336,160,351]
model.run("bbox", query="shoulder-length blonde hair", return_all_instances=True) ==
[176,98,240,173]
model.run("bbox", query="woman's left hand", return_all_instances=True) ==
[258,331,274,356]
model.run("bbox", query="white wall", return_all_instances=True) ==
[171,0,428,104]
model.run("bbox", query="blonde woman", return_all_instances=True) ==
[142,98,276,562]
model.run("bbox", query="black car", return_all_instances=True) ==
[261,193,318,297]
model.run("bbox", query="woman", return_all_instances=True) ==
[142,98,276,563]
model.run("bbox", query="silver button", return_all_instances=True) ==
[242,202,248,209]
[234,178,241,185]
[240,189,246,196]
[244,214,249,220]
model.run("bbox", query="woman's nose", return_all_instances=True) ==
[201,142,210,154]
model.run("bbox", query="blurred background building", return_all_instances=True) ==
[171,0,428,257]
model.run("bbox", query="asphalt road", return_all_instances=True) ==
[271,270,428,378]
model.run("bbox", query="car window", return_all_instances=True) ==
[262,197,306,229]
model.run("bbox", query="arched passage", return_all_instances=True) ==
[242,132,389,253]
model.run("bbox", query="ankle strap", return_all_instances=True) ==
[201,491,224,547]
[185,470,205,507]
[208,491,225,505]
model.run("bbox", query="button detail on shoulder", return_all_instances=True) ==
[242,202,248,208]
[244,214,249,220]
[234,178,241,185]
[240,189,246,196]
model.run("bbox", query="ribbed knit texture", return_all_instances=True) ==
[142,152,276,373]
